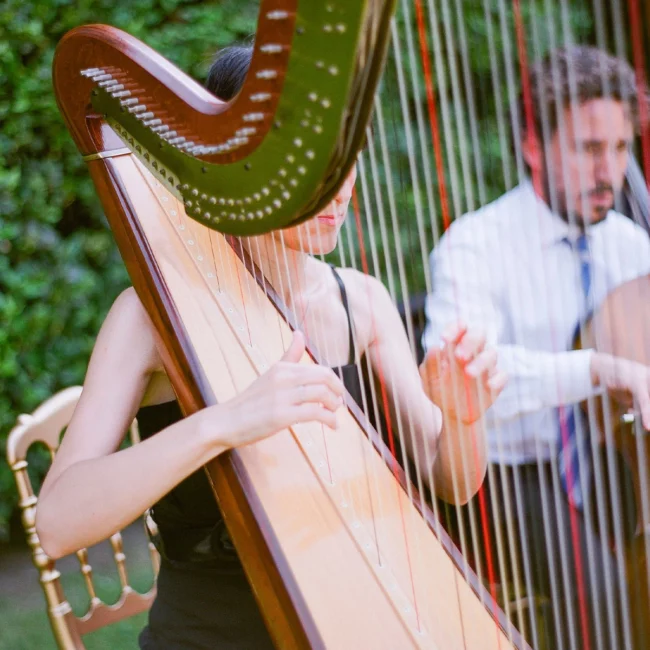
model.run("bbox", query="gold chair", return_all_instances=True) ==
[6,386,160,649]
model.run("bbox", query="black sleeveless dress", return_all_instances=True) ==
[137,267,369,649]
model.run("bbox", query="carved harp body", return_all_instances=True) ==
[52,3,520,649]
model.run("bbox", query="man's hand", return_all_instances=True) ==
[590,352,650,429]
[419,322,507,425]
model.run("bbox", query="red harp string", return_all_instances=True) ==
[627,0,650,189]
[411,1,503,646]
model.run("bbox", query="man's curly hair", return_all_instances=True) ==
[520,45,645,138]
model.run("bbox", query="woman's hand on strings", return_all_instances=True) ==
[206,331,345,450]
[419,322,507,425]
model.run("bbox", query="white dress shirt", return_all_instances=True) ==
[423,181,650,464]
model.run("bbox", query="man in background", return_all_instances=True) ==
[423,46,650,649]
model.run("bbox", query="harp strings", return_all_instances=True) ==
[241,203,450,639]
[532,3,599,648]
[414,2,504,627]
[341,2,488,642]
[345,163,427,630]
[433,0,650,647]
[343,0,650,648]
[288,224,368,530]
[352,0,535,642]
[139,159,437,635]
[391,8,482,637]
[619,0,650,640]
[397,0,503,639]
[297,210,389,565]
[411,0,506,631]
[125,0,650,642]
[374,22,433,600]
[339,43,439,622]
[526,6,607,648]
[341,194,402,570]
[511,7,586,650]
[555,4,622,646]
[511,2,617,648]
[344,5,488,642]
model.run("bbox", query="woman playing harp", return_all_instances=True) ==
[36,46,506,649]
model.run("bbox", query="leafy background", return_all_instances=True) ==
[1,0,643,544]
[0,0,257,542]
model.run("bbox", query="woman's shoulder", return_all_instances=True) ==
[334,267,392,304]
[330,268,397,350]
[112,286,148,318]
[107,288,156,335]
[100,287,162,373]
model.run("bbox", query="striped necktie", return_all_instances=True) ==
[558,233,592,509]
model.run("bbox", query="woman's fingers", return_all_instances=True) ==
[274,361,346,424]
[420,347,446,381]
[284,363,345,396]
[293,403,339,430]
[441,321,468,347]
[486,370,508,395]
[454,328,486,363]
[465,348,498,378]
[281,331,306,364]
[294,383,344,412]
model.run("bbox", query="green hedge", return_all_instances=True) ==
[0,0,599,543]
[0,0,257,541]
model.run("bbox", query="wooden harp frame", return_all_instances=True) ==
[52,6,530,649]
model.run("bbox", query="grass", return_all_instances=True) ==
[0,565,154,649]
[0,603,148,650]
[0,525,156,649]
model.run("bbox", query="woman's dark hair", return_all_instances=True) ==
[205,45,254,101]
[205,42,373,153]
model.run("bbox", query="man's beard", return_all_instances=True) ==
[541,165,615,226]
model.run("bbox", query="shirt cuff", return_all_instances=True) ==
[539,348,599,407]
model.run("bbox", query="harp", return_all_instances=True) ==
[51,0,650,649]
[52,2,521,649]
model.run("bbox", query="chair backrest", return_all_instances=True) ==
[5,386,160,649]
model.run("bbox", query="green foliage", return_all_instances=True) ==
[0,0,257,541]
[0,0,604,542]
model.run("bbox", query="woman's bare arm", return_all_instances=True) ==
[419,324,501,504]
[345,273,443,487]
[36,289,344,559]
[346,272,504,505]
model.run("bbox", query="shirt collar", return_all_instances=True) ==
[519,179,609,248]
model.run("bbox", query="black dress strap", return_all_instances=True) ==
[328,264,356,365]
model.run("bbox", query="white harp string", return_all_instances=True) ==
[556,2,632,646]
[390,5,488,635]
[446,1,533,641]
[360,1,649,649]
